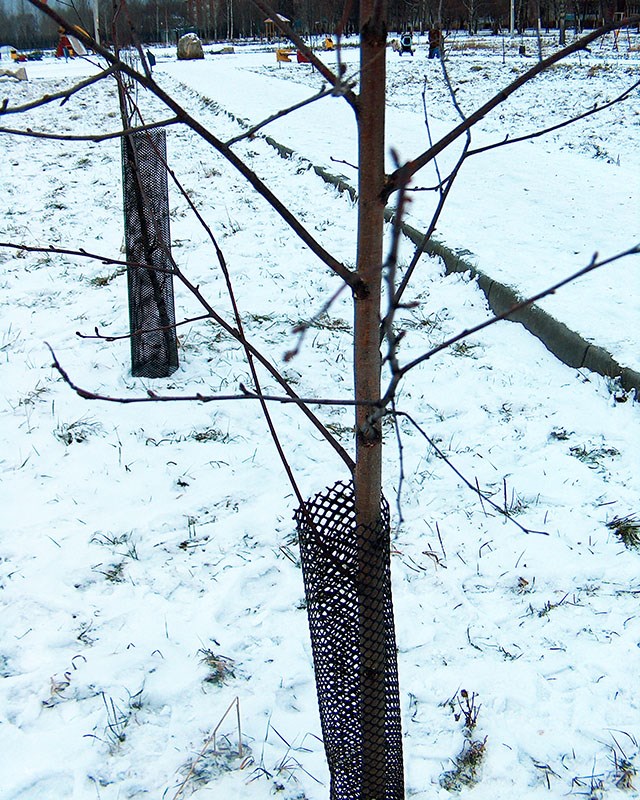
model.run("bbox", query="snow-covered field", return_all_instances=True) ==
[0,32,639,800]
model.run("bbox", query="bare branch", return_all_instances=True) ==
[407,179,454,192]
[249,0,358,111]
[466,78,640,157]
[394,411,549,536]
[389,399,406,526]
[384,56,473,318]
[0,242,175,275]
[129,103,355,472]
[153,104,345,493]
[76,315,212,341]
[0,241,171,272]
[8,84,355,474]
[0,66,117,115]
[438,46,470,124]
[225,86,336,147]
[0,116,180,142]
[25,0,363,295]
[394,244,640,383]
[330,156,358,171]
[47,345,374,409]
[3,235,354,470]
[380,151,411,384]
[389,145,468,308]
[283,283,350,362]
[382,17,640,200]
[421,83,445,197]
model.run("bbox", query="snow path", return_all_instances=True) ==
[156,41,640,371]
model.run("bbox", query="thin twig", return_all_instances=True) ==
[384,58,472,318]
[0,241,149,268]
[5,238,354,470]
[46,344,376,409]
[330,156,358,171]
[394,411,549,536]
[0,65,117,115]
[0,116,180,142]
[284,282,349,362]
[421,78,444,196]
[466,78,640,157]
[393,244,640,384]
[249,0,358,110]
[225,86,335,146]
[390,399,406,525]
[77,315,211,342]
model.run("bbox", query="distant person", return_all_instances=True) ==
[146,49,156,73]
[400,30,414,56]
[56,29,74,61]
[428,26,442,59]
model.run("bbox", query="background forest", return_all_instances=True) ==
[3,0,638,49]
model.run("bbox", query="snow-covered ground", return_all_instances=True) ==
[0,32,639,800]
[153,32,640,370]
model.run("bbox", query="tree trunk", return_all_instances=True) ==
[558,0,567,45]
[355,2,386,524]
[354,3,398,798]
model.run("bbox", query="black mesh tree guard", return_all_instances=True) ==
[295,481,404,800]
[122,128,179,378]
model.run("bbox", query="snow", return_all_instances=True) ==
[1,31,639,800]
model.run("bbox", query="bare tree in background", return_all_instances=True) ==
[2,1,639,796]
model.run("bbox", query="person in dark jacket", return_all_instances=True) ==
[428,27,442,59]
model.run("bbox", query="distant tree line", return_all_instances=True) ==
[0,4,54,50]
[2,0,636,50]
